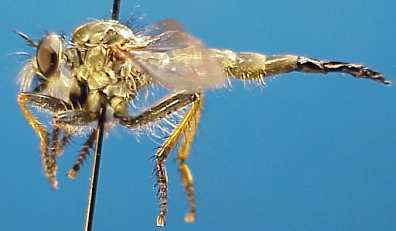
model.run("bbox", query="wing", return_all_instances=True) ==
[129,19,226,92]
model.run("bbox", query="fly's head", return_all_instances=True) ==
[17,31,74,101]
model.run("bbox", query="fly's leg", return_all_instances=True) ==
[67,129,97,179]
[155,93,202,226]
[49,126,72,157]
[212,49,390,85]
[151,93,203,226]
[116,92,202,226]
[154,156,168,227]
[54,91,106,126]
[17,92,71,188]
[49,126,61,156]
[53,110,98,126]
[118,92,199,128]
[175,93,202,223]
[49,126,66,157]
[51,130,72,157]
[53,108,100,180]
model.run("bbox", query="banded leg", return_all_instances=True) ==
[212,49,390,85]
[49,126,72,157]
[48,126,70,169]
[154,157,168,227]
[49,126,61,156]
[17,92,70,188]
[52,109,98,179]
[116,92,202,226]
[50,129,72,157]
[67,129,97,179]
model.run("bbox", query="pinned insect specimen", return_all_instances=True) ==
[15,0,390,229]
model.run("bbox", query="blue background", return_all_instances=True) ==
[1,0,395,230]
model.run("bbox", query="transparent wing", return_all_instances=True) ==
[129,19,226,92]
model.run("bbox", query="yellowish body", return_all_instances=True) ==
[16,18,389,227]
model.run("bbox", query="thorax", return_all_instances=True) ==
[65,20,151,115]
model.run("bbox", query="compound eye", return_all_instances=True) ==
[36,34,63,76]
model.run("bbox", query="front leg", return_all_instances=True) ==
[53,90,104,129]
[17,92,71,188]
[212,49,390,85]
[53,110,98,126]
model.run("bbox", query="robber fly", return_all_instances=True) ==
[15,0,390,229]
